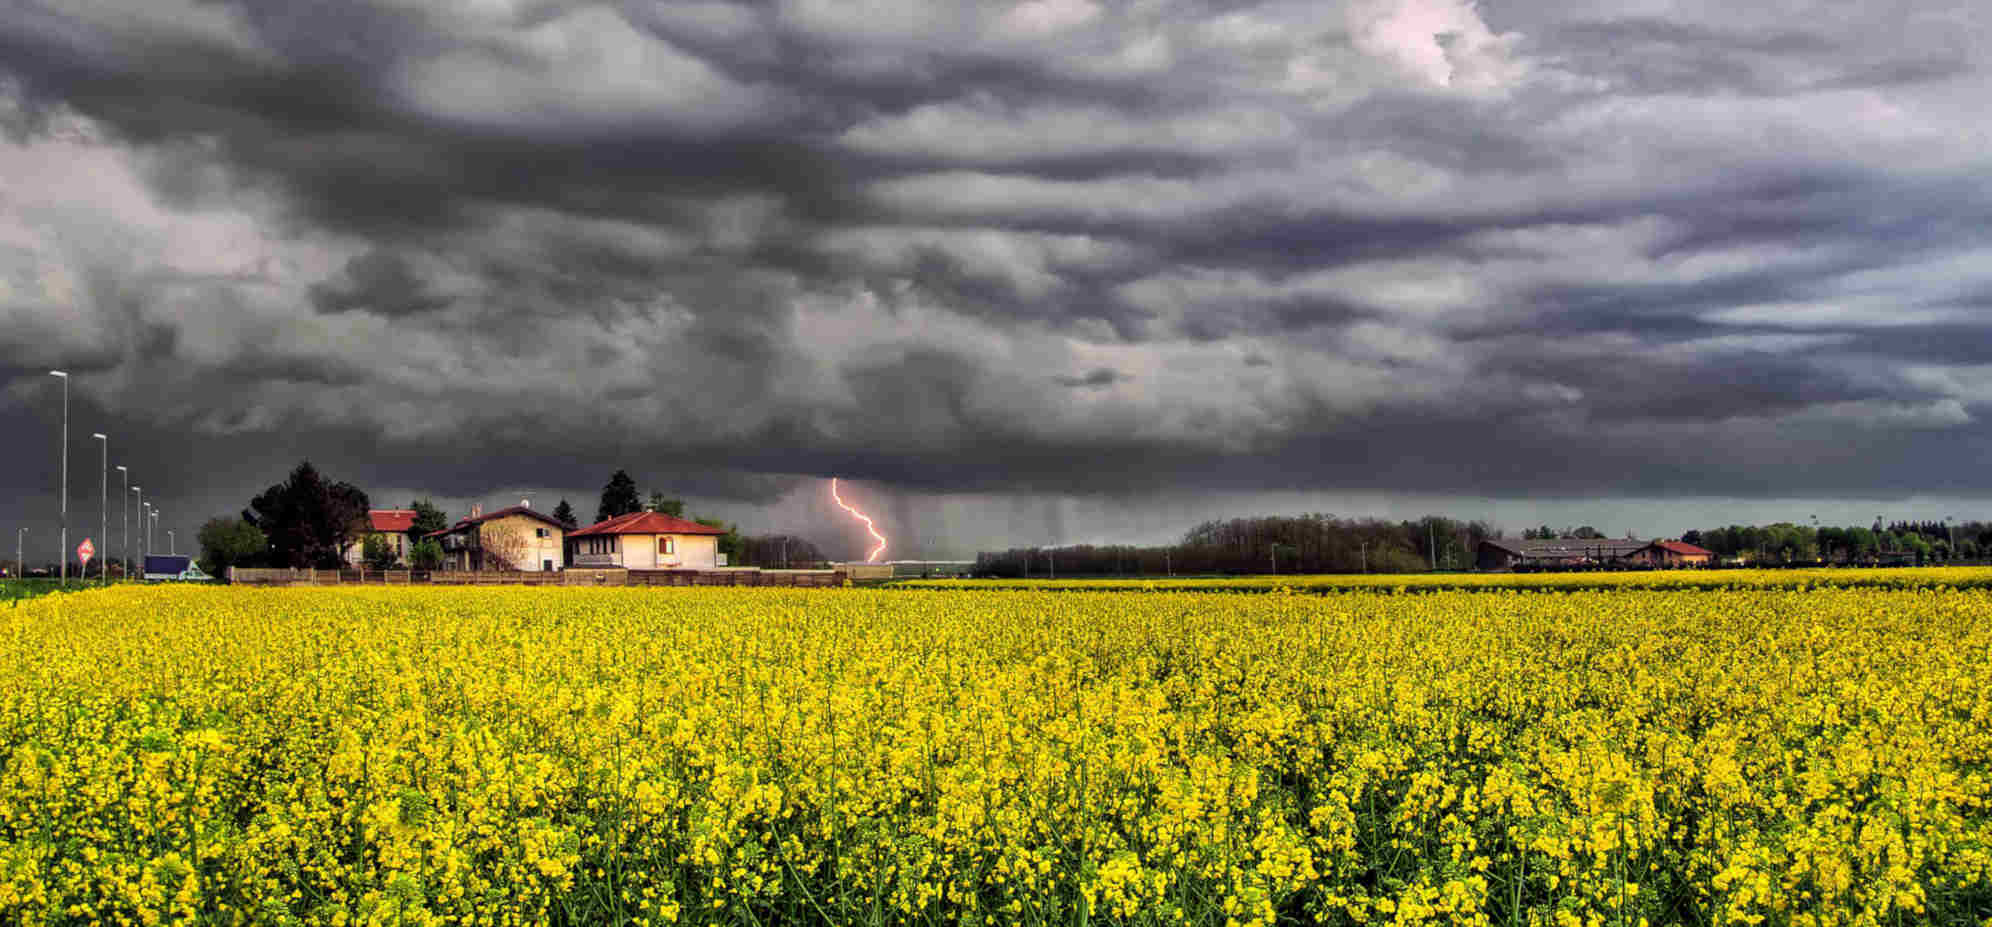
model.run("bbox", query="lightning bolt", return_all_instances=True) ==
[830,478,888,563]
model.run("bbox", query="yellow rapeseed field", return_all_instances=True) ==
[896,565,1992,594]
[3,584,1991,926]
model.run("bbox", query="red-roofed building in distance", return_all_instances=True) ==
[344,509,418,567]
[567,511,728,570]
[1627,539,1716,568]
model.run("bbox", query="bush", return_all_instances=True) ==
[410,539,444,570]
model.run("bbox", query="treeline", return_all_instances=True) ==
[734,534,829,569]
[975,514,1496,577]
[1686,520,1992,564]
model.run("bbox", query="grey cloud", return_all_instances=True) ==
[5,0,1992,557]
[1053,367,1125,388]
[308,250,453,316]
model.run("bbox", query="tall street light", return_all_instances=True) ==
[117,467,128,580]
[149,508,158,560]
[15,528,23,580]
[168,530,176,556]
[49,370,67,585]
[92,433,106,584]
[131,487,143,571]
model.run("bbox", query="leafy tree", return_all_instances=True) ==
[551,499,577,528]
[243,461,371,568]
[1571,526,1602,539]
[410,539,444,570]
[596,470,642,524]
[361,533,400,569]
[694,517,744,560]
[197,516,267,578]
[739,534,826,568]
[648,493,686,518]
[408,499,449,538]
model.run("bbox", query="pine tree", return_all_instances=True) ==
[552,498,577,528]
[596,471,642,524]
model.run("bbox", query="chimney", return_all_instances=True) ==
[471,504,482,519]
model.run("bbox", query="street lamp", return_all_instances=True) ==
[92,433,106,584]
[117,467,128,580]
[148,508,157,560]
[167,530,175,556]
[15,528,23,580]
[49,370,67,585]
[131,487,143,569]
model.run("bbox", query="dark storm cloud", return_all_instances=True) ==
[1054,367,1125,388]
[4,0,1992,556]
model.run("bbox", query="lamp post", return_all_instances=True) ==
[168,530,176,556]
[49,370,67,585]
[92,433,106,584]
[141,502,151,568]
[148,509,157,560]
[132,487,143,570]
[117,467,128,580]
[15,528,23,580]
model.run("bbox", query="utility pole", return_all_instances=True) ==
[1164,549,1171,577]
[15,528,23,580]
[1428,521,1436,571]
[1360,540,1368,573]
[93,433,106,584]
[50,370,67,585]
[1048,547,1054,580]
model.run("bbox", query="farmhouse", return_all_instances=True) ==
[567,511,727,570]
[1476,537,1652,571]
[425,503,568,572]
[344,509,416,567]
[1625,539,1715,567]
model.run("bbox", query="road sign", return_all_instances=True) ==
[77,538,94,567]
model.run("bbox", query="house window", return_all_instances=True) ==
[536,528,548,538]
[663,537,674,554]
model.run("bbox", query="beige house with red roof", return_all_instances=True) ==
[424,503,569,572]
[567,511,726,569]
[345,509,417,567]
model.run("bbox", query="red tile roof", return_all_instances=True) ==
[1652,540,1714,556]
[568,510,726,538]
[368,509,417,533]
[423,505,569,538]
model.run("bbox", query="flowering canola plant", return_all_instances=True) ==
[899,565,1992,594]
[2,584,1991,925]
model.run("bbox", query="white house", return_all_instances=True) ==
[345,509,416,567]
[566,511,726,570]
[425,503,569,572]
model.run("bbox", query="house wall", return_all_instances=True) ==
[565,532,722,569]
[625,534,656,569]
[672,535,719,570]
[344,532,411,567]
[476,514,564,571]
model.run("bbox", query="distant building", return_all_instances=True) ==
[567,511,727,570]
[345,509,417,567]
[1624,539,1715,567]
[1476,537,1652,571]
[143,555,209,581]
[425,503,568,572]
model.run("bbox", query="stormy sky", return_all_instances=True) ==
[4,0,1991,560]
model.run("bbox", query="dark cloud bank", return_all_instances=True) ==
[3,0,1991,557]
